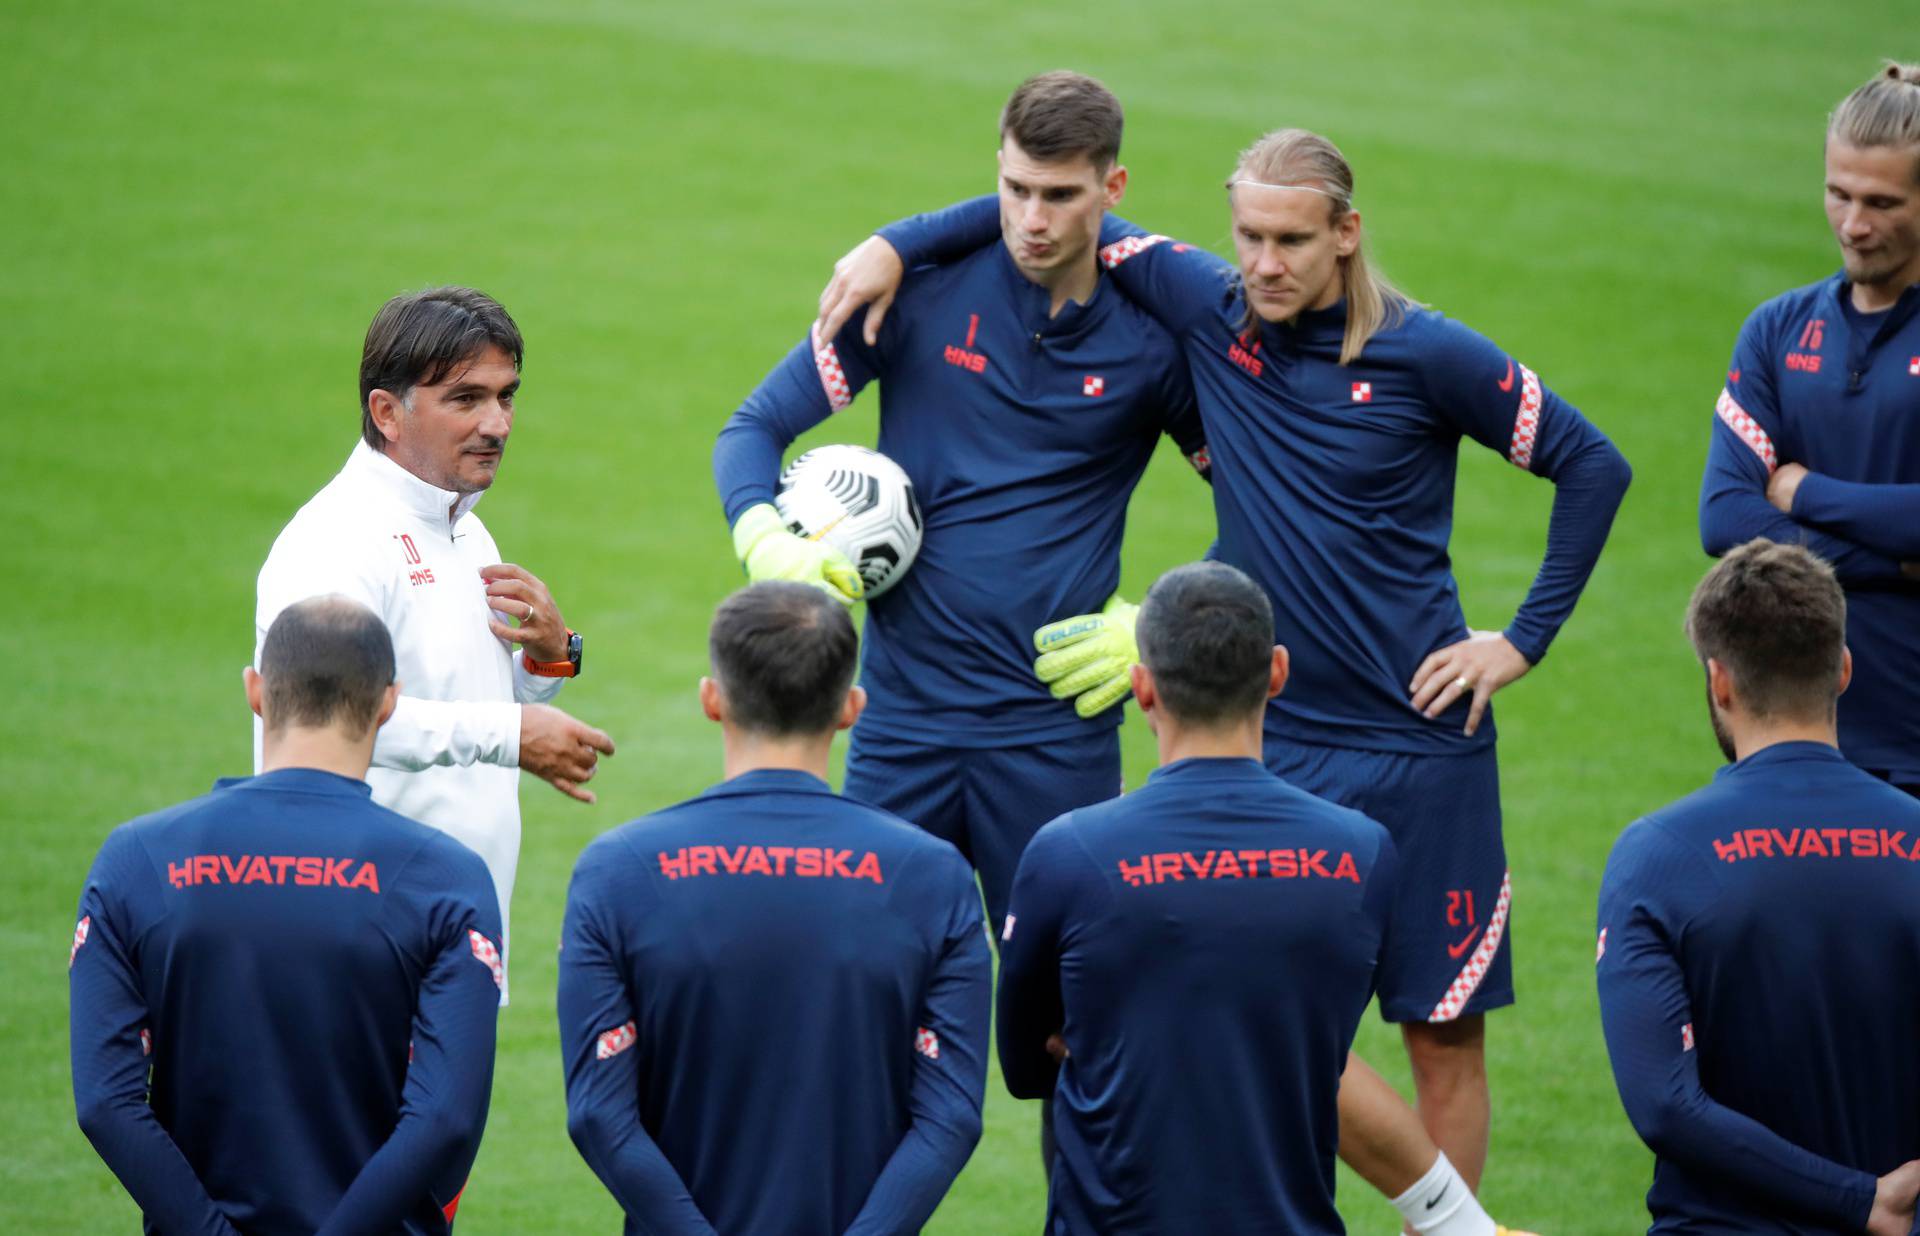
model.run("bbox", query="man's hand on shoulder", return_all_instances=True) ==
[1867,1158,1920,1236]
[815,235,904,348]
[520,704,616,804]
[1766,461,1809,514]
[483,563,570,662]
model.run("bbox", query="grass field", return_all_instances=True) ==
[2,1,1903,1230]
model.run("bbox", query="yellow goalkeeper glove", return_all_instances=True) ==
[1033,594,1139,718]
[731,503,864,606]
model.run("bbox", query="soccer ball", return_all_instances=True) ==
[776,445,923,599]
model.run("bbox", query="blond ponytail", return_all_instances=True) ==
[1828,61,1920,166]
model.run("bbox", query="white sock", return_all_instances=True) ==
[1390,1151,1494,1236]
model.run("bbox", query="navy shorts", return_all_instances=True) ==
[1263,739,1513,1024]
[843,724,1122,937]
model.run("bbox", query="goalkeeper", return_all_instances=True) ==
[712,71,1207,941]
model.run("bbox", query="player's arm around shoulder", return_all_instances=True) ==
[712,290,911,605]
[1095,213,1236,339]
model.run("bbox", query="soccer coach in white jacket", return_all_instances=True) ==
[255,287,614,992]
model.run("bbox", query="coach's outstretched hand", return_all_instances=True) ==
[1867,1158,1920,1236]
[815,235,905,347]
[732,504,863,606]
[1034,595,1140,719]
[1409,629,1533,737]
[520,703,616,804]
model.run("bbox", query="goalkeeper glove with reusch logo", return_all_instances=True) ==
[1033,594,1139,718]
[731,503,863,607]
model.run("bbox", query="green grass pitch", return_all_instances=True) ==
[3,1,1903,1230]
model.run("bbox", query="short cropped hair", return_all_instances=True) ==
[1685,539,1847,721]
[359,287,524,450]
[709,582,858,736]
[1136,562,1275,726]
[1000,71,1123,167]
[259,595,397,737]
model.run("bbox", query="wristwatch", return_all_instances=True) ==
[525,629,583,678]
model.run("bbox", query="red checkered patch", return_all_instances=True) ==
[1715,387,1777,474]
[809,322,853,412]
[596,1021,637,1061]
[139,1028,151,1057]
[915,1027,941,1060]
[1351,381,1372,403]
[1681,1022,1694,1052]
[1186,445,1211,475]
[69,915,91,970]
[1098,234,1171,269]
[1428,870,1512,1022]
[1595,926,1607,964]
[1909,356,1919,376]
[1508,365,1542,470]
[468,930,504,991]
[1083,375,1104,397]
[1001,914,1016,941]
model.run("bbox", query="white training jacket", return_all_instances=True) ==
[254,441,564,987]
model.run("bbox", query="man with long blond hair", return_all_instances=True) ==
[820,119,1630,1221]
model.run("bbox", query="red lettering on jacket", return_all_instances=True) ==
[1114,848,1367,886]
[1711,825,1920,865]
[654,845,885,884]
[161,855,382,891]
[943,344,988,374]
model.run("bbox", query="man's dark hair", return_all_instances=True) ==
[259,595,397,737]
[1000,71,1124,167]
[709,582,858,736]
[359,287,524,450]
[1136,562,1275,726]
[1685,539,1847,721]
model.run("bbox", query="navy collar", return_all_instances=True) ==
[1715,740,1849,782]
[1256,296,1347,349]
[1146,756,1271,785]
[698,767,836,801]
[215,768,376,798]
[1820,270,1920,341]
[991,242,1109,340]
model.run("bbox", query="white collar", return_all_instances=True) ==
[345,439,486,527]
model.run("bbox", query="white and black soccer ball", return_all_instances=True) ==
[775,445,923,599]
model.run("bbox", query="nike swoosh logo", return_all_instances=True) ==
[1447,926,1483,959]
[1496,359,1514,393]
[1425,1179,1451,1210]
